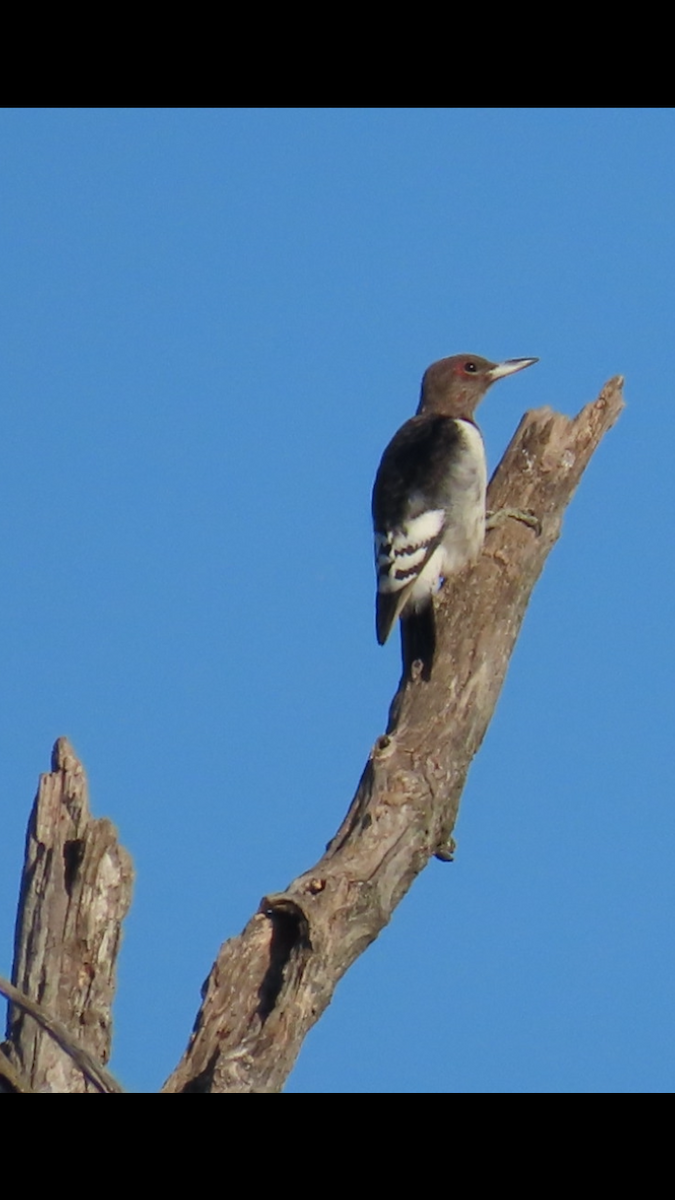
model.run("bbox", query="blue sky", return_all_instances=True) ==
[1,108,673,1093]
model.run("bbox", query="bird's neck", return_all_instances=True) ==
[417,399,481,424]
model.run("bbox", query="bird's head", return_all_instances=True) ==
[418,354,538,419]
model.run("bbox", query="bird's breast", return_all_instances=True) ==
[436,419,487,571]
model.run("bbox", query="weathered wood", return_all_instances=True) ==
[3,738,133,1092]
[0,974,123,1093]
[163,378,625,1094]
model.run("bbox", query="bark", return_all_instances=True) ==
[162,377,625,1093]
[2,738,133,1092]
[0,380,623,1093]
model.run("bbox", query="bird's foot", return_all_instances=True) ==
[486,507,541,535]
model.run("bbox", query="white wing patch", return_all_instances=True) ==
[375,508,445,595]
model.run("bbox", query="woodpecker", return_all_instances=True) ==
[372,353,538,675]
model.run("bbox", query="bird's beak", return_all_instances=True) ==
[487,357,539,381]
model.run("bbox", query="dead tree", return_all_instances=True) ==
[1,379,624,1093]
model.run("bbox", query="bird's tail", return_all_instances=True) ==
[400,602,436,681]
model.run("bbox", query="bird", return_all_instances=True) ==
[372,353,538,676]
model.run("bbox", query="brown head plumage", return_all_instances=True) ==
[418,354,538,419]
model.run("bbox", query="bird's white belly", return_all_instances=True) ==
[409,420,486,607]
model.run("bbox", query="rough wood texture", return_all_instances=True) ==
[163,379,625,1094]
[3,738,133,1092]
[0,974,123,1093]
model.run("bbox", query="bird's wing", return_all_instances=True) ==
[374,510,447,644]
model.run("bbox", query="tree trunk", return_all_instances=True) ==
[1,381,624,1093]
[162,378,625,1093]
[2,738,133,1092]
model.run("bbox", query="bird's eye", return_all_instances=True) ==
[464,361,477,373]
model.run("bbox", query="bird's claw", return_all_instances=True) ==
[485,507,541,536]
